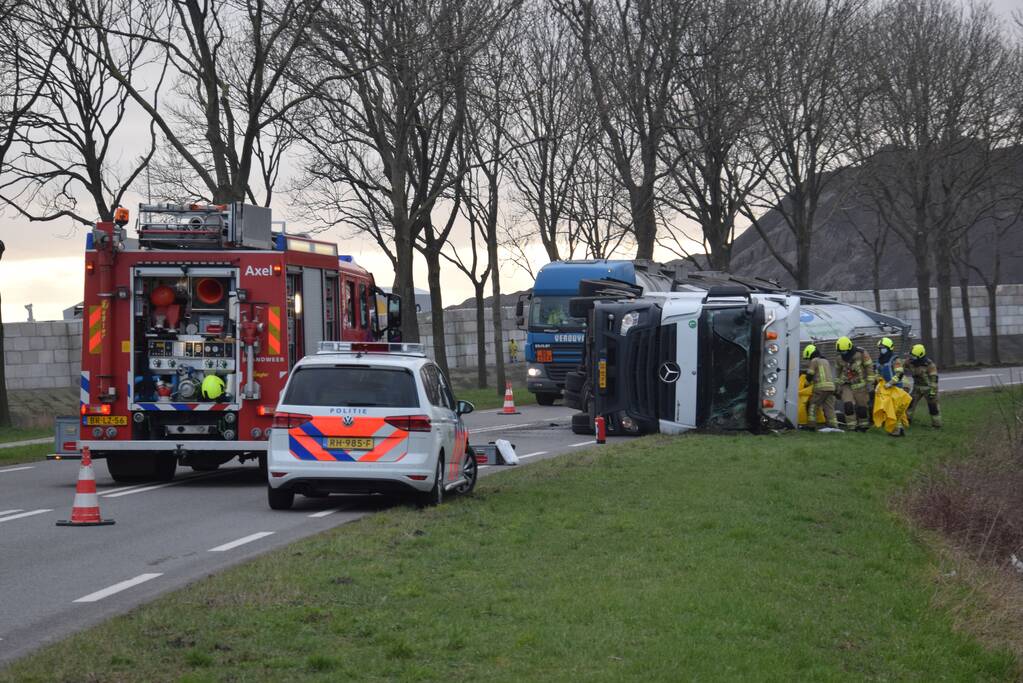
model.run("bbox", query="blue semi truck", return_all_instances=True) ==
[516,260,675,404]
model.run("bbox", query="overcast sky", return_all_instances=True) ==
[1,0,1018,322]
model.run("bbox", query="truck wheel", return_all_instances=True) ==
[106,453,160,483]
[267,485,294,510]
[417,455,444,507]
[571,412,596,435]
[154,456,177,482]
[535,392,557,406]
[564,370,586,394]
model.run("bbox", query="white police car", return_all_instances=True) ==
[266,342,477,509]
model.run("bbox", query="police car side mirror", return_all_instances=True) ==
[456,400,475,416]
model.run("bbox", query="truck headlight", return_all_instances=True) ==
[618,412,639,433]
[527,364,542,378]
[766,343,779,355]
[764,386,777,397]
[619,311,640,336]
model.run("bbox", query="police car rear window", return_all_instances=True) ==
[284,366,420,408]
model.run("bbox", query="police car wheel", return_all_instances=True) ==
[454,452,478,495]
[268,485,294,510]
[417,456,444,507]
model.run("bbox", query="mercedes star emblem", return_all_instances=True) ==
[658,361,681,384]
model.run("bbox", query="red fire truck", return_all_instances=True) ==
[77,203,401,482]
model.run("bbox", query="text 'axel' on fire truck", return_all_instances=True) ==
[76,202,402,482]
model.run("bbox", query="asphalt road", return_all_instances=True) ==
[0,403,605,666]
[1,365,1020,666]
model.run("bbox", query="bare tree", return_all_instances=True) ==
[505,1,589,262]
[295,0,508,344]
[555,0,694,259]
[566,141,632,259]
[849,0,1018,364]
[663,0,768,271]
[740,0,864,289]
[79,0,327,205]
[0,0,162,226]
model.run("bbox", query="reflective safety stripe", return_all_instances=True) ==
[88,304,104,354]
[267,306,282,355]
[288,416,410,463]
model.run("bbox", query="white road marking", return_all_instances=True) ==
[73,573,163,603]
[0,509,53,524]
[208,531,275,552]
[947,373,997,382]
[0,437,50,450]
[570,440,596,447]
[470,419,568,435]
[0,509,23,516]
[308,508,338,518]
[102,471,232,498]
[98,484,151,496]
[0,466,34,474]
[956,384,990,390]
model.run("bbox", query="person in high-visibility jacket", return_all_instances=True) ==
[802,344,838,430]
[906,343,942,428]
[834,336,873,431]
[875,337,905,388]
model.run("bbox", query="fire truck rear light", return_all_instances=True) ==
[85,262,95,274]
[272,264,282,275]
[762,399,775,409]
[258,405,275,417]
[80,404,87,415]
[765,331,778,340]
[272,412,312,429]
[270,471,287,478]
[62,441,76,451]
[83,404,112,415]
[385,415,431,432]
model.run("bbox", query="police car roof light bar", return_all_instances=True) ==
[317,341,426,356]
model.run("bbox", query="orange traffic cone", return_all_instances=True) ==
[499,381,521,415]
[56,448,115,527]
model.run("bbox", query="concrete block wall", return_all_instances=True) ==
[830,284,1023,340]
[2,320,82,390]
[417,306,526,370]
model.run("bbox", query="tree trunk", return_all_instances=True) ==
[986,283,1000,365]
[958,276,975,363]
[912,233,934,354]
[393,227,420,343]
[0,292,10,429]
[487,222,506,396]
[474,282,487,389]
[933,236,956,368]
[424,240,449,377]
[631,182,657,260]
[872,250,882,311]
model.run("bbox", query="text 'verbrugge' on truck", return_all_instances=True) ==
[76,203,401,482]
[565,272,911,436]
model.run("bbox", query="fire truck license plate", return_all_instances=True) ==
[84,416,128,426]
[327,437,373,450]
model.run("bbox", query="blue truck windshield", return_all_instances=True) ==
[529,296,586,329]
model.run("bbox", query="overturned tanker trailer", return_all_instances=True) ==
[563,273,911,436]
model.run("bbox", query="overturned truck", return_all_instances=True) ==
[563,272,911,435]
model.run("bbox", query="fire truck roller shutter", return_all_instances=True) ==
[302,268,325,356]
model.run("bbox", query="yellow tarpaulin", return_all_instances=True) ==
[872,380,911,433]
[798,374,825,425]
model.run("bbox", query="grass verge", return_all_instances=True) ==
[455,384,538,411]
[2,392,1017,681]
[0,426,50,444]
[0,443,51,467]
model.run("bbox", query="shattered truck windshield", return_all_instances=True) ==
[701,307,752,430]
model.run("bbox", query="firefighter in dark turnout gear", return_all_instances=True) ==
[803,344,839,430]
[835,336,873,431]
[907,343,942,428]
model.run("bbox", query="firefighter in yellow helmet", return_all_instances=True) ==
[201,373,226,401]
[802,344,839,431]
[834,336,873,431]
[906,343,941,428]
